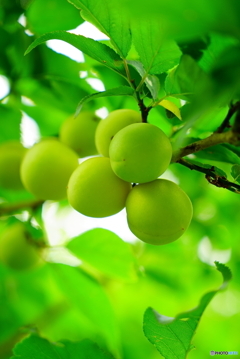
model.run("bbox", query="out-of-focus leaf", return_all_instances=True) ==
[231,164,240,183]
[11,335,116,359]
[195,144,240,165]
[75,86,134,115]
[177,36,210,62]
[199,33,238,72]
[165,55,208,98]
[0,105,22,143]
[143,262,232,359]
[122,0,240,41]
[25,31,126,77]
[128,60,160,100]
[210,46,240,99]
[26,0,83,34]
[48,263,118,348]
[131,20,181,75]
[68,0,131,57]
[158,99,182,120]
[67,228,137,281]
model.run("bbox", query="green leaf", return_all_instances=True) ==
[67,228,137,281]
[25,31,126,77]
[231,164,240,184]
[67,0,131,57]
[165,55,208,97]
[48,263,118,347]
[195,144,240,165]
[131,19,182,75]
[198,33,238,72]
[128,60,160,100]
[75,86,135,115]
[143,262,232,359]
[26,0,83,35]
[11,335,116,359]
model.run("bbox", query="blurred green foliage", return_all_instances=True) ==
[0,0,240,358]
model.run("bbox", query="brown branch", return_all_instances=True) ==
[177,158,240,193]
[171,129,240,163]
[216,101,240,133]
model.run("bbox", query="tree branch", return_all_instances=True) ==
[171,129,240,163]
[172,103,240,163]
[216,101,240,133]
[177,158,240,193]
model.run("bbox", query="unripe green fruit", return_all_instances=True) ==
[109,123,172,183]
[126,179,193,245]
[0,222,41,270]
[68,157,131,218]
[0,141,27,190]
[20,138,79,200]
[95,109,142,157]
[59,111,101,157]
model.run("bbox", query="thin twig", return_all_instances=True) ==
[177,158,240,193]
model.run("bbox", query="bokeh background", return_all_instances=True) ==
[0,1,240,358]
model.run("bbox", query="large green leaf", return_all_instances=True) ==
[25,31,126,77]
[131,20,182,76]
[67,228,137,281]
[67,0,131,57]
[143,262,232,359]
[48,263,118,348]
[11,336,116,359]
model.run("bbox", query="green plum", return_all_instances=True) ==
[20,138,79,200]
[67,157,131,218]
[109,123,172,183]
[59,111,101,157]
[0,141,27,190]
[126,179,193,245]
[95,109,142,157]
[0,222,41,270]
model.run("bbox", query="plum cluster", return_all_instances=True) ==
[0,109,193,246]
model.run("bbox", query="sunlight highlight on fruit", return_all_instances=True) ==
[126,179,193,245]
[20,138,79,200]
[109,123,172,183]
[67,157,131,218]
[95,109,142,157]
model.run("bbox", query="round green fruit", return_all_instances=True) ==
[59,111,101,157]
[109,123,172,183]
[67,157,131,218]
[0,141,27,190]
[126,179,193,245]
[95,109,142,157]
[0,222,41,270]
[20,138,79,200]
